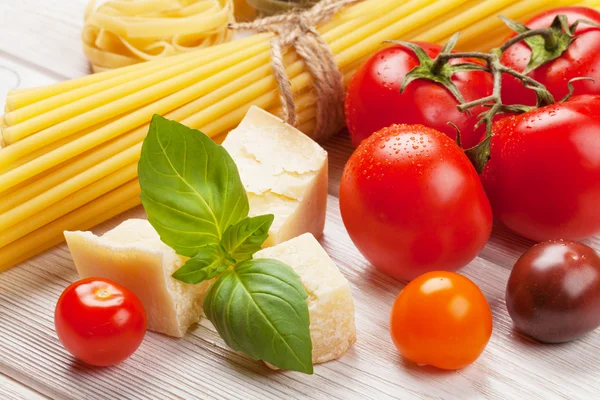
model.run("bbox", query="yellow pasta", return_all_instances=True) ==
[0,163,137,249]
[580,0,600,7]
[5,34,271,111]
[0,131,140,213]
[413,0,520,44]
[2,43,271,146]
[448,0,583,50]
[0,151,139,234]
[0,184,141,272]
[82,0,234,71]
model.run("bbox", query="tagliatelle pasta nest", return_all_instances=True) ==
[82,0,235,72]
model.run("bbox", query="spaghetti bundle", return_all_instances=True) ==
[0,0,587,270]
[83,0,235,71]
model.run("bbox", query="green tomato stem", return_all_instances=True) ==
[498,27,557,53]
[429,25,560,173]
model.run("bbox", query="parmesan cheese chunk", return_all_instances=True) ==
[64,219,211,338]
[222,106,328,247]
[255,233,357,365]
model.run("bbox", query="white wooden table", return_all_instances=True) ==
[1,1,600,399]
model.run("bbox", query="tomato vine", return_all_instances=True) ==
[393,15,600,173]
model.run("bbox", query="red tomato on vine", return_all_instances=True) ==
[345,42,493,148]
[481,95,600,241]
[501,7,600,106]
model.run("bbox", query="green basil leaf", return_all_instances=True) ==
[221,215,274,262]
[203,258,313,374]
[138,115,249,257]
[172,244,234,284]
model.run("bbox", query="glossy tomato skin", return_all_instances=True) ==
[481,95,600,241]
[501,7,600,106]
[345,43,493,148]
[390,271,493,370]
[55,278,147,367]
[506,240,600,343]
[339,124,493,282]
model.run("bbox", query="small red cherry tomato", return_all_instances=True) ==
[390,271,493,370]
[54,278,147,366]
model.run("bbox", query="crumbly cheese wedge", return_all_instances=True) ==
[255,233,356,365]
[64,219,212,338]
[222,106,328,247]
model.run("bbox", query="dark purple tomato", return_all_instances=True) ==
[506,240,600,343]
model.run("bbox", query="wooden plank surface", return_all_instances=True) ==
[1,1,600,399]
[0,375,46,400]
[0,0,90,79]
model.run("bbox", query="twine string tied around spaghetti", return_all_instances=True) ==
[229,0,363,141]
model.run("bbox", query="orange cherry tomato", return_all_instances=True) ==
[390,271,492,370]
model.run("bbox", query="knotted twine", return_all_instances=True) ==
[229,0,363,142]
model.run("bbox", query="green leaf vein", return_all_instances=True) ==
[231,270,310,371]
[156,127,221,237]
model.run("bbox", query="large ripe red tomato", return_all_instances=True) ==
[481,95,600,241]
[501,7,600,106]
[55,278,147,366]
[390,271,493,370]
[345,43,493,148]
[339,124,493,282]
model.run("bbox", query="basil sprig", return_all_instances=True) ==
[138,115,313,374]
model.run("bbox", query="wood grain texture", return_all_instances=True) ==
[1,0,600,399]
[0,0,90,79]
[0,374,46,400]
